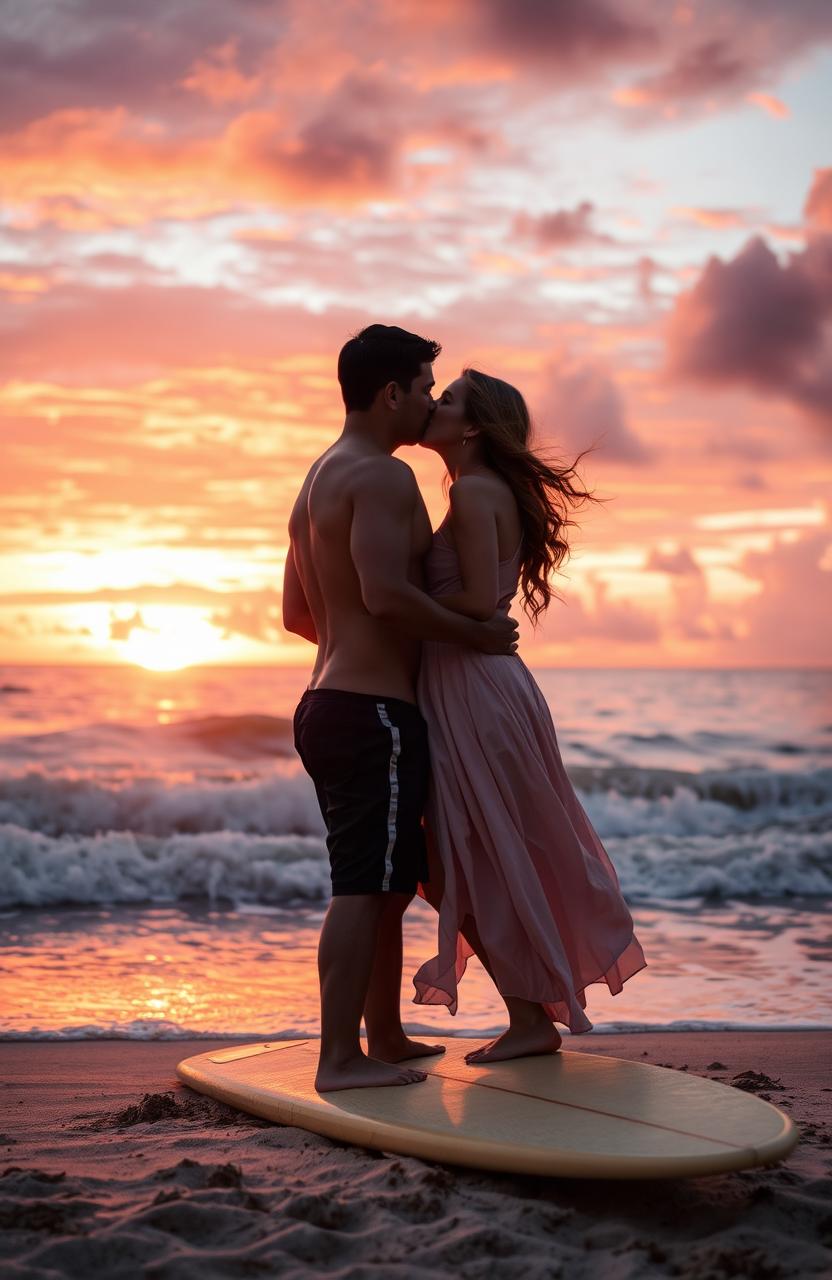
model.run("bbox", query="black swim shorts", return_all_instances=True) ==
[293,688,430,896]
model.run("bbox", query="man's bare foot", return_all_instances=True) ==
[315,1053,429,1093]
[367,1034,446,1064]
[465,1024,562,1065]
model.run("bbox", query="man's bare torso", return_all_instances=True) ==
[289,442,433,703]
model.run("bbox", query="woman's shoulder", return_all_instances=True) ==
[450,470,518,520]
[447,476,504,530]
[449,470,511,502]
[447,472,522,561]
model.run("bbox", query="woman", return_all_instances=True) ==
[413,368,645,1063]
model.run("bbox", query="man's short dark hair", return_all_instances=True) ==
[337,324,441,412]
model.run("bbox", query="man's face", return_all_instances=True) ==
[420,375,467,450]
[401,363,436,443]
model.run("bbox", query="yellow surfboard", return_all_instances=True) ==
[176,1038,798,1179]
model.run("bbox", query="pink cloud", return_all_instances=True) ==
[617,38,746,109]
[612,2,832,120]
[2,1,828,169]
[515,202,615,248]
[666,234,832,430]
[734,531,832,664]
[474,0,654,69]
[645,546,702,576]
[0,280,358,381]
[540,360,652,464]
[0,0,271,132]
[0,2,828,247]
[556,578,661,643]
[227,104,397,203]
[636,255,658,303]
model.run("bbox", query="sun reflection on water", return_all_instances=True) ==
[0,898,829,1038]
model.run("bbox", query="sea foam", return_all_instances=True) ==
[1,817,829,907]
[2,766,830,840]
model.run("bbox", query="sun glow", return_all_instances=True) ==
[121,608,225,671]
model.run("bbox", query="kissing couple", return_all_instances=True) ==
[285,324,645,1092]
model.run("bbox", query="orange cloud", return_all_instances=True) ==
[805,168,832,231]
[181,40,261,104]
[226,105,397,204]
[0,89,409,226]
[0,269,51,295]
[671,206,750,229]
[745,91,789,119]
[0,108,222,225]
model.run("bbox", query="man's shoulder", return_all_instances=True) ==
[352,454,417,498]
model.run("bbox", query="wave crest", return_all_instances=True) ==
[1,819,829,908]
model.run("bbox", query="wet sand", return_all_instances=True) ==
[1,1032,830,1278]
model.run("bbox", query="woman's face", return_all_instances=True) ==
[419,375,469,451]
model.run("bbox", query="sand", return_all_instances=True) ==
[1,1032,830,1279]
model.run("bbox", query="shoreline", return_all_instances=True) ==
[2,1031,830,1278]
[3,1021,832,1042]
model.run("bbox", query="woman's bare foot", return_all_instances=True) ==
[367,1034,446,1064]
[315,1053,429,1093]
[465,1024,562,1065]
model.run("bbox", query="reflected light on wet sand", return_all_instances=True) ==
[1,896,829,1039]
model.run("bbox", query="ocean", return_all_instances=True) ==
[1,664,830,1040]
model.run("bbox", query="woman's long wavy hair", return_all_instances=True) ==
[462,368,602,626]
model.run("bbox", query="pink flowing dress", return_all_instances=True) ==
[413,524,646,1033]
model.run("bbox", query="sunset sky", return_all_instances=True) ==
[1,0,830,669]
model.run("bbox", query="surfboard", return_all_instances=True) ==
[176,1038,798,1179]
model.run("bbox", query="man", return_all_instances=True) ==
[283,324,518,1092]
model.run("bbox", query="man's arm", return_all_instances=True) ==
[282,541,317,644]
[351,459,516,653]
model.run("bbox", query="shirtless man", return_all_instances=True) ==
[283,325,519,1092]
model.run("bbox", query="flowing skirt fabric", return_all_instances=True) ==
[413,644,646,1033]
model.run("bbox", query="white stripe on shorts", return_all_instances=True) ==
[375,702,401,893]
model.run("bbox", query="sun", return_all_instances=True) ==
[122,608,225,671]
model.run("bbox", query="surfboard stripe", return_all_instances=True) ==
[428,1066,743,1148]
[208,1040,310,1064]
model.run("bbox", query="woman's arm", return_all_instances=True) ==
[433,477,500,621]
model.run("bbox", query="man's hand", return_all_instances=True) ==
[472,611,520,655]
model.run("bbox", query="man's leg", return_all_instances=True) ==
[315,893,429,1092]
[363,892,445,1063]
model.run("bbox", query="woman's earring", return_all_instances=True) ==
[462,436,469,447]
